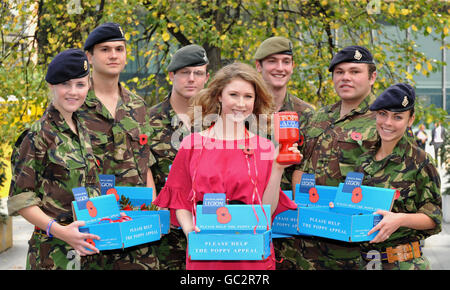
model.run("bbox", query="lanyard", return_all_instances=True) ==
[190,125,269,233]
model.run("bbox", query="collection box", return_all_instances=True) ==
[72,185,169,251]
[297,172,396,242]
[99,175,170,235]
[272,174,337,236]
[108,186,170,235]
[188,193,272,260]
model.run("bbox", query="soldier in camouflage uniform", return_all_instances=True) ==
[254,36,315,192]
[78,22,158,269]
[149,44,209,269]
[253,37,316,270]
[277,46,379,270]
[356,83,442,270]
[8,49,103,270]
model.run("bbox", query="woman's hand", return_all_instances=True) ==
[273,143,302,171]
[18,205,100,256]
[368,210,405,243]
[52,221,100,256]
[368,210,436,244]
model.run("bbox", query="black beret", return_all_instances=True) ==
[167,44,209,72]
[254,36,293,60]
[369,83,415,112]
[84,22,125,51]
[45,49,89,85]
[329,45,374,72]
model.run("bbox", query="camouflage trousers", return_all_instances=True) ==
[273,236,361,270]
[153,228,187,270]
[27,231,160,270]
[359,253,431,270]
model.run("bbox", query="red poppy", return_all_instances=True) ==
[309,187,319,203]
[394,189,401,200]
[122,204,132,211]
[351,187,363,203]
[139,134,148,145]
[140,203,149,211]
[298,134,304,146]
[86,200,98,217]
[350,132,362,141]
[106,188,119,201]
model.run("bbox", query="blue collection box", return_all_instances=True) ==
[112,186,170,235]
[188,194,272,260]
[272,174,337,236]
[72,186,168,251]
[297,173,396,242]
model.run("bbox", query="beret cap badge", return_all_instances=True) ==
[354,50,363,60]
[84,60,88,71]
[402,96,409,107]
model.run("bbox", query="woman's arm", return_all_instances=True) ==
[176,209,196,237]
[262,145,301,215]
[368,210,436,243]
[18,205,100,256]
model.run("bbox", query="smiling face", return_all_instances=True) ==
[256,53,294,91]
[332,62,376,103]
[50,75,90,115]
[219,78,255,123]
[376,109,415,144]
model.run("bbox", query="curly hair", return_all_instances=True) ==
[188,62,274,133]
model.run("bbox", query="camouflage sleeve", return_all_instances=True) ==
[8,130,44,216]
[415,158,442,236]
[295,106,315,171]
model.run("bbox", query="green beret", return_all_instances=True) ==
[254,36,293,60]
[167,44,209,72]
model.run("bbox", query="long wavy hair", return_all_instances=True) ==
[189,62,274,134]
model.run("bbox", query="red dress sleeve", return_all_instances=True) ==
[272,189,297,219]
[153,135,195,211]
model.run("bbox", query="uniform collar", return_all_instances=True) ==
[46,103,72,133]
[279,92,293,112]
[84,80,129,118]
[164,92,188,130]
[364,133,409,166]
[328,92,376,121]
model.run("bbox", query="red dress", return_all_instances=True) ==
[153,132,297,270]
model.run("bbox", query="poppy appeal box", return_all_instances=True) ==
[188,193,272,260]
[72,186,169,251]
[98,174,170,234]
[272,174,337,236]
[297,172,397,242]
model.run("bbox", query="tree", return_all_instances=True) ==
[0,0,448,173]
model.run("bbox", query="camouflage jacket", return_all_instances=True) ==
[8,104,101,223]
[78,83,156,187]
[356,135,442,251]
[148,94,191,193]
[300,94,378,186]
[279,93,315,191]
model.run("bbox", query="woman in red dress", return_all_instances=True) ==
[153,62,298,270]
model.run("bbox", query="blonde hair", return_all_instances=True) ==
[189,62,274,131]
